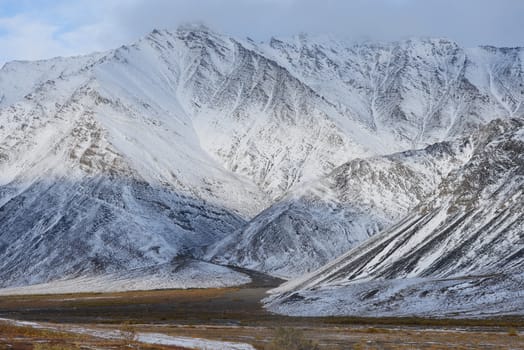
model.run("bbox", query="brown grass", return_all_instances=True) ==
[0,323,83,340]
[265,328,319,350]
[0,321,190,350]
[322,315,524,328]
[357,327,392,334]
[33,345,81,350]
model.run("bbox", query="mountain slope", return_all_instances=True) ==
[207,137,473,278]
[0,26,523,292]
[0,28,266,288]
[261,36,524,146]
[0,26,367,288]
[206,35,523,279]
[266,118,524,317]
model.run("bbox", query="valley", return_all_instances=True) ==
[1,284,523,349]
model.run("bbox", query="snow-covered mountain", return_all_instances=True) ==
[0,25,522,295]
[208,33,524,279]
[260,36,524,146]
[207,138,473,278]
[266,118,524,317]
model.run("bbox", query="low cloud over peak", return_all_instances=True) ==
[0,0,523,66]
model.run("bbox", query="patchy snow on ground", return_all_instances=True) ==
[0,318,256,350]
[138,333,256,350]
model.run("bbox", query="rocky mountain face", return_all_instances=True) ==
[208,34,524,278]
[207,138,473,278]
[266,119,524,317]
[261,36,524,145]
[0,25,522,297]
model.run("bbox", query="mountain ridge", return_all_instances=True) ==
[266,118,524,317]
[0,26,522,303]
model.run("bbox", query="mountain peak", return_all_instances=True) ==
[144,23,218,44]
[176,22,213,34]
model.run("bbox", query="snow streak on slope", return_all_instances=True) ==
[266,119,524,317]
[261,36,524,147]
[208,138,473,278]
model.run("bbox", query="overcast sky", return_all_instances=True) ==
[1,0,523,66]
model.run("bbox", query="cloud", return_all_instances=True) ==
[0,0,523,66]
[0,15,71,63]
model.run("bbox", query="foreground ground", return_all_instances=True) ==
[0,273,523,349]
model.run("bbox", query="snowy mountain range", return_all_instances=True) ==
[266,118,524,317]
[0,25,522,316]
